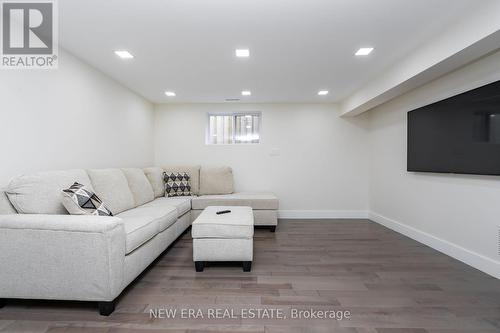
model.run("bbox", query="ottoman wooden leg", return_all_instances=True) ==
[242,261,252,272]
[270,226,276,232]
[195,261,205,272]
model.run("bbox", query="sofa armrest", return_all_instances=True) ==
[0,214,126,302]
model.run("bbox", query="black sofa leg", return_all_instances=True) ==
[195,261,204,272]
[243,261,252,272]
[0,299,5,308]
[270,226,276,233]
[98,300,116,316]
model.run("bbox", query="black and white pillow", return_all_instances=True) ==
[164,172,191,197]
[61,182,113,216]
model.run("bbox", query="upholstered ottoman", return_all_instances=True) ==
[192,206,254,272]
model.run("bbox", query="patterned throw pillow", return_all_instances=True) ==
[61,182,113,216]
[164,172,191,197]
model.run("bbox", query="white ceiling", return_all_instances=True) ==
[59,0,484,104]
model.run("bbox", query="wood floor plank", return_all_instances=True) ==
[0,220,499,332]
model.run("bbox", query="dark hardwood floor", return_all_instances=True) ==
[1,219,499,332]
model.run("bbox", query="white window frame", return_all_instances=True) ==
[206,111,262,145]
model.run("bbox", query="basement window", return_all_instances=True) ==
[207,112,261,145]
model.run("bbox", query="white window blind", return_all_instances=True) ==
[207,112,261,144]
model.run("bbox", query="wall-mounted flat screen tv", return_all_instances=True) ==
[407,79,500,176]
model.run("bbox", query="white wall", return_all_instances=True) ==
[368,50,500,278]
[3,39,498,278]
[0,49,155,184]
[154,103,369,216]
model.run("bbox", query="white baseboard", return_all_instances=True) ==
[369,211,500,279]
[278,210,369,219]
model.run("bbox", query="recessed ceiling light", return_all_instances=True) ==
[241,91,251,96]
[355,47,374,56]
[114,50,134,59]
[165,91,176,97]
[318,90,329,96]
[235,49,250,57]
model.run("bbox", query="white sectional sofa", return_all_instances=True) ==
[0,165,278,315]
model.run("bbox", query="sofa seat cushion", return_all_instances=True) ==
[117,206,177,254]
[192,206,254,239]
[142,196,192,216]
[6,169,94,215]
[192,192,279,210]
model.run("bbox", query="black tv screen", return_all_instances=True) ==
[407,79,500,176]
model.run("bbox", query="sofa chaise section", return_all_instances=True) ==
[186,166,279,230]
[191,192,278,229]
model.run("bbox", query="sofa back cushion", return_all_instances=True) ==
[87,169,135,214]
[199,166,234,195]
[0,188,17,214]
[143,167,165,198]
[6,169,94,214]
[163,165,201,195]
[121,168,154,206]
